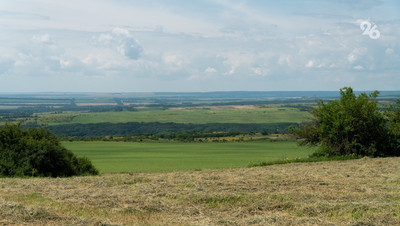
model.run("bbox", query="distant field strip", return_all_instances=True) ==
[40,107,309,125]
[63,141,313,173]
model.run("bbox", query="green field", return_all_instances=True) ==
[41,107,309,125]
[63,141,314,173]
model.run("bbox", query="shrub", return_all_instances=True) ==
[294,87,400,157]
[0,123,98,177]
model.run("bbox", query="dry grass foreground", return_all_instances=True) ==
[1,157,400,225]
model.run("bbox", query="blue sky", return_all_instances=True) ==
[0,0,399,92]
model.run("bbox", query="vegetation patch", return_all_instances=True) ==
[248,155,362,167]
[294,87,400,157]
[0,124,98,177]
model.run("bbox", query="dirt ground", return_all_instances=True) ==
[1,157,400,225]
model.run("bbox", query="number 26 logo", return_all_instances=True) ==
[360,21,380,39]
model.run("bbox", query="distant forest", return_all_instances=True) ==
[30,122,297,137]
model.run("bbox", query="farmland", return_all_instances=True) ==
[63,141,314,173]
[37,106,309,125]
[1,91,400,225]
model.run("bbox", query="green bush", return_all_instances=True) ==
[0,123,98,177]
[294,87,400,157]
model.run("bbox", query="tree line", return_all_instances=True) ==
[32,122,296,137]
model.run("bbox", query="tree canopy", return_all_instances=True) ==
[0,123,98,177]
[295,87,400,157]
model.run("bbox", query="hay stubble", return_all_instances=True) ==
[1,157,400,225]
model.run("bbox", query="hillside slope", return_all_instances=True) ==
[1,157,400,225]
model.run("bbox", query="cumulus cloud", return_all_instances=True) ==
[163,54,183,66]
[0,0,399,91]
[32,34,52,45]
[205,67,217,73]
[305,60,314,68]
[354,65,364,70]
[97,28,143,60]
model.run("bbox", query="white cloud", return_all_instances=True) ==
[97,28,143,60]
[278,55,292,66]
[112,27,130,36]
[251,67,269,76]
[205,67,217,73]
[117,38,143,59]
[348,53,356,63]
[32,34,52,45]
[0,0,399,91]
[226,67,235,75]
[82,54,102,66]
[187,74,208,81]
[305,60,314,68]
[59,59,71,69]
[163,54,183,67]
[98,34,113,44]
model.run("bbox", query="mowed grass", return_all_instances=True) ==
[40,107,309,125]
[63,141,314,173]
[2,157,400,225]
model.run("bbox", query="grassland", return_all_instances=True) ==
[63,141,313,173]
[1,157,399,225]
[38,107,309,125]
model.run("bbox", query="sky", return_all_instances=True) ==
[0,0,399,92]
